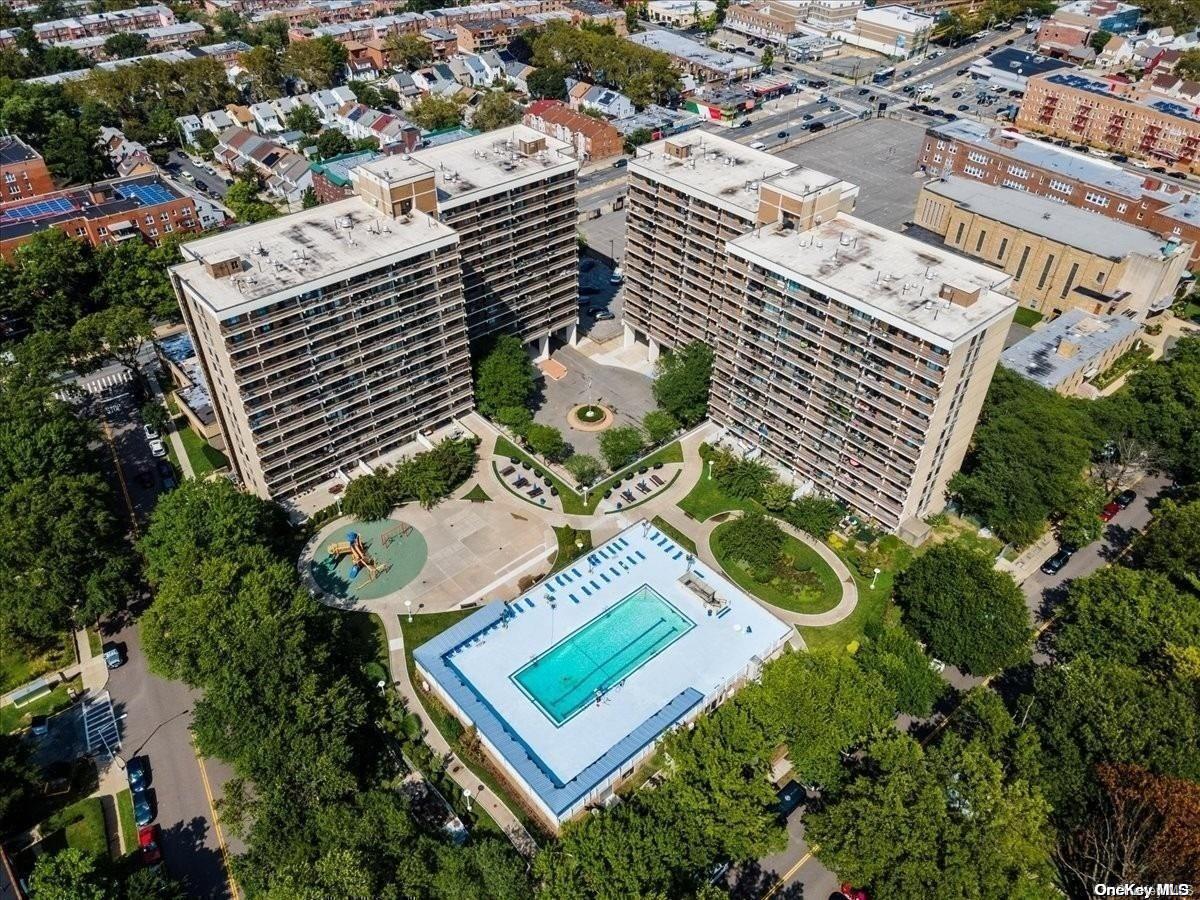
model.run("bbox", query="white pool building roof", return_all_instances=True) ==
[413,519,792,826]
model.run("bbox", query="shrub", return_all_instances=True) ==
[716,512,784,573]
[341,472,392,520]
[564,453,603,486]
[599,425,645,470]
[642,409,678,444]
[781,496,847,538]
[761,482,794,512]
[524,423,568,462]
[711,449,773,501]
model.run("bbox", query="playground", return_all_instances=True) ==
[308,519,429,603]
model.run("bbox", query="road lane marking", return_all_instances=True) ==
[101,416,139,538]
[194,740,240,900]
[762,848,816,899]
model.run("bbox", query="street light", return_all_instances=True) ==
[405,599,413,623]
[463,788,472,812]
[708,458,714,480]
[870,567,881,589]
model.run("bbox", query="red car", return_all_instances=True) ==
[139,824,163,865]
[1100,502,1120,522]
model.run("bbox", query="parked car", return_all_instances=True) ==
[133,789,154,826]
[858,87,870,95]
[1100,502,1120,522]
[127,756,150,789]
[807,121,826,132]
[594,310,615,321]
[957,104,970,111]
[30,715,49,736]
[142,423,159,440]
[1114,489,1137,509]
[738,119,753,128]
[775,781,805,819]
[139,824,163,865]
[609,269,624,285]
[148,438,167,458]
[612,158,628,168]
[777,130,789,138]
[1040,548,1073,575]
[801,113,814,120]
[103,645,125,669]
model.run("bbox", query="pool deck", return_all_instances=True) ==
[414,520,792,823]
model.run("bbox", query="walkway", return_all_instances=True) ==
[148,375,193,479]
[381,615,538,857]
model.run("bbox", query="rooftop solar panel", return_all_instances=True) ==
[2,196,77,222]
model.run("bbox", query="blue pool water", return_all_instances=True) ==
[511,585,695,725]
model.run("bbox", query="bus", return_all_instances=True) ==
[873,66,896,81]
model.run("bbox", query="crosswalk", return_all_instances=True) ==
[80,368,133,395]
[83,690,121,759]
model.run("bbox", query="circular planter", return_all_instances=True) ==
[568,403,615,432]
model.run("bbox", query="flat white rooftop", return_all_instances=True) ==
[356,125,578,210]
[728,213,1016,347]
[413,520,791,821]
[172,196,458,318]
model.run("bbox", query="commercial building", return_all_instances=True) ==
[0,135,54,203]
[628,30,760,82]
[966,48,1072,93]
[1036,0,1140,58]
[623,133,1013,533]
[646,0,716,27]
[724,0,861,43]
[1016,71,1200,174]
[1000,308,1141,395]
[414,520,792,829]
[169,198,474,499]
[917,120,1200,265]
[914,177,1192,319]
[835,4,932,59]
[523,100,625,161]
[0,174,200,259]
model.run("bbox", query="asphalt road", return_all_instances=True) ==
[743,471,1174,899]
[167,150,230,199]
[95,381,239,900]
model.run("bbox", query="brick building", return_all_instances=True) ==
[917,120,1200,264]
[0,135,54,203]
[523,100,624,161]
[32,3,175,43]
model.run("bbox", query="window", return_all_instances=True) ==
[967,151,989,164]
[998,237,1008,259]
[1014,245,1031,281]
[975,229,987,252]
[964,165,986,178]
[1084,191,1110,207]
[1117,202,1128,213]
[1037,254,1055,290]
[1001,179,1028,191]
[1006,165,1030,178]
[954,222,965,244]
[1060,261,1079,299]
[1049,179,1073,194]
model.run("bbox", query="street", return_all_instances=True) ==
[740,471,1174,899]
[166,150,230,199]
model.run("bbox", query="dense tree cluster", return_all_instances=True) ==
[473,333,538,419]
[339,438,478,519]
[652,340,713,426]
[530,21,680,108]
[138,479,530,897]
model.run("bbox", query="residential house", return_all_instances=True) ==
[215,126,312,204]
[571,83,636,119]
[523,99,623,160]
[250,101,285,133]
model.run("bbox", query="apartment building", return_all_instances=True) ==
[169,198,474,499]
[917,120,1200,264]
[724,0,861,43]
[310,149,382,203]
[0,174,199,259]
[0,135,54,203]
[628,30,760,82]
[32,4,174,43]
[56,21,206,59]
[523,100,624,161]
[914,177,1192,319]
[1036,0,1140,57]
[453,17,525,52]
[351,125,579,351]
[715,216,1015,535]
[1001,308,1141,395]
[1016,71,1200,175]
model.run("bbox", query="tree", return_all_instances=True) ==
[710,448,773,501]
[384,32,431,70]
[28,849,109,900]
[141,400,170,436]
[472,90,522,132]
[225,176,279,223]
[564,453,603,486]
[301,187,319,209]
[855,625,945,717]
[531,21,678,107]
[340,472,393,520]
[761,45,774,70]
[1177,48,1200,80]
[103,31,148,59]
[1112,336,1200,484]
[286,104,322,135]
[473,334,536,418]
[524,423,568,461]
[1133,498,1200,594]
[642,409,678,444]
[0,734,37,830]
[807,732,1058,899]
[716,511,784,573]
[652,341,713,426]
[315,128,353,160]
[3,228,95,333]
[495,404,533,434]
[240,45,285,101]
[526,66,567,100]
[780,496,845,538]
[1055,566,1200,667]
[1056,479,1105,549]
[1089,28,1114,53]
[282,36,348,89]
[0,357,97,490]
[408,94,462,131]
[599,425,645,470]
[93,237,185,321]
[70,304,152,373]
[894,542,1031,675]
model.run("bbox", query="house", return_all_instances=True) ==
[215,126,312,204]
[572,83,636,119]
[250,101,284,132]
[175,114,205,146]
[413,63,462,95]
[504,58,536,92]
[384,70,422,100]
[98,127,157,176]
[523,98,623,160]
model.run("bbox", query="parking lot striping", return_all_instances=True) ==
[83,691,120,758]
[194,737,240,900]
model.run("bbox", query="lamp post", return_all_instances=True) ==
[405,599,413,623]
[707,458,714,480]
[870,567,881,589]
[463,788,472,812]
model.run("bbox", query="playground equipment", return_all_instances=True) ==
[381,522,413,548]
[327,531,390,582]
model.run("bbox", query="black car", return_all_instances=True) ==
[776,781,805,819]
[1168,171,1188,180]
[858,87,870,95]
[1040,548,1073,576]
[738,119,752,128]
[807,121,826,132]
[612,158,628,168]
[127,756,151,789]
[1114,489,1137,509]
[943,112,958,120]
[957,104,970,111]
[956,68,969,76]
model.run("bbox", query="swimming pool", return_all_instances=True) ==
[511,585,695,726]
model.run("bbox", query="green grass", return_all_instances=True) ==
[176,422,229,477]
[1012,306,1044,328]
[0,632,73,693]
[44,796,108,859]
[398,611,546,838]
[711,523,841,615]
[343,611,390,687]
[86,629,102,659]
[1,676,81,734]
[587,441,684,512]
[651,516,697,555]
[495,437,583,513]
[115,789,137,855]
[462,483,491,503]
[552,526,592,573]
[677,445,763,522]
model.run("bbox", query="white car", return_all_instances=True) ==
[143,423,159,440]
[148,438,167,458]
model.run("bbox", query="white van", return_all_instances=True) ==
[749,141,767,150]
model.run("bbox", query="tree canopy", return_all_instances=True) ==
[471,90,522,132]
[473,333,537,418]
[409,94,463,131]
[652,341,713,426]
[1133,498,1200,594]
[530,20,679,107]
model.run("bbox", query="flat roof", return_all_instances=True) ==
[171,197,458,318]
[628,30,759,75]
[1001,308,1140,387]
[854,4,935,28]
[728,212,1016,347]
[630,131,800,218]
[413,521,790,820]
[0,174,188,240]
[924,177,1174,259]
[0,134,40,166]
[973,47,1073,78]
[1039,71,1200,124]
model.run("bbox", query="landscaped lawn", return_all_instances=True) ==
[1,633,74,694]
[86,629,102,659]
[115,789,137,855]
[177,423,229,477]
[711,522,841,615]
[43,796,108,859]
[343,611,390,687]
[651,516,696,555]
[552,525,592,573]
[462,483,491,503]
[677,444,762,522]
[1012,307,1044,328]
[1,676,81,734]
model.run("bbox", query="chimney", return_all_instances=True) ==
[664,140,691,160]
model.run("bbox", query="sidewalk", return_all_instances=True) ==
[148,375,194,479]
